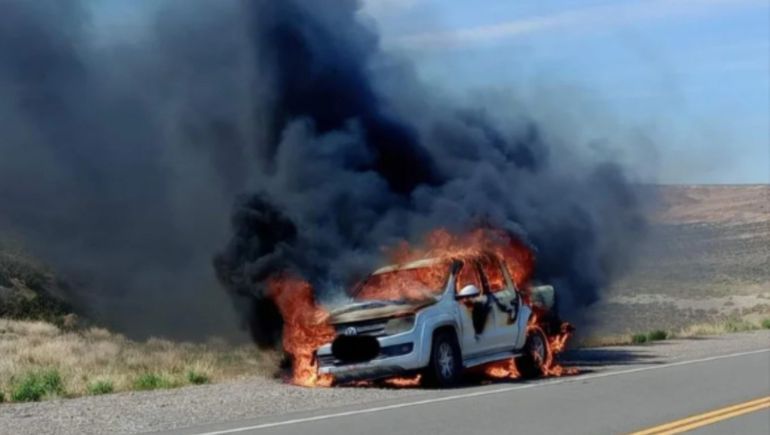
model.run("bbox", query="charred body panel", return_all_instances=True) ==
[316,253,549,384]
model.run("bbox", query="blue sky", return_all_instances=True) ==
[91,0,769,184]
[363,0,769,184]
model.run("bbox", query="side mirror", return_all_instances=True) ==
[457,284,480,298]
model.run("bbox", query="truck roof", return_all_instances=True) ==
[372,258,449,275]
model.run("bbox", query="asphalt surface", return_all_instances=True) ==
[159,346,770,435]
[2,332,767,435]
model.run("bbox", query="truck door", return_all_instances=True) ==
[453,260,496,357]
[478,256,521,351]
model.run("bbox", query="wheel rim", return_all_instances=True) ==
[531,333,546,366]
[438,342,455,379]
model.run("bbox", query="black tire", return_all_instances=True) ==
[515,327,549,379]
[423,331,462,388]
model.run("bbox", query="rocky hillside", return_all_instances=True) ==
[592,184,770,334]
[0,242,73,325]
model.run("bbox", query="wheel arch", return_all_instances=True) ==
[417,322,461,367]
[430,325,461,357]
[432,324,459,341]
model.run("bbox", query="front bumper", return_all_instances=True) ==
[316,329,426,382]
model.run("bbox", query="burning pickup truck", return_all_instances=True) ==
[316,251,570,387]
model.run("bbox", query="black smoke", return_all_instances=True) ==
[0,0,253,338]
[0,0,645,343]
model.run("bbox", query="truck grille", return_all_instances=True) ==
[334,319,388,337]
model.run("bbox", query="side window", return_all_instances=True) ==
[499,259,518,292]
[480,258,507,293]
[456,261,482,293]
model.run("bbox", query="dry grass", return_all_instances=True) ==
[578,316,770,347]
[576,334,635,348]
[0,319,278,401]
[674,318,761,338]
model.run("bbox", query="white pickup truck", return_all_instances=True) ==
[315,252,557,387]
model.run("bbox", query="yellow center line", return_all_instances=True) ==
[630,396,770,435]
[665,401,770,434]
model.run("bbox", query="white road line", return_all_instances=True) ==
[190,348,770,435]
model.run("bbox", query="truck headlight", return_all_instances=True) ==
[385,315,415,335]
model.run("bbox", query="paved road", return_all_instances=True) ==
[161,347,770,435]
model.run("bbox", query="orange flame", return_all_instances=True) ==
[267,276,335,387]
[481,312,577,379]
[383,374,422,388]
[355,259,452,302]
[374,228,535,304]
[267,227,575,387]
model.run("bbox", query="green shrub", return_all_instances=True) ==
[0,390,5,403]
[0,252,74,323]
[186,370,209,385]
[133,373,173,391]
[87,380,114,395]
[11,379,45,402]
[647,330,668,341]
[761,318,770,330]
[11,370,64,402]
[631,333,648,344]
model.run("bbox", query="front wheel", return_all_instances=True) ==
[515,327,549,379]
[423,331,462,388]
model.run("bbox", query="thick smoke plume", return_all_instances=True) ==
[0,0,644,343]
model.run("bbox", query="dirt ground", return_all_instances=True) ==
[584,185,770,336]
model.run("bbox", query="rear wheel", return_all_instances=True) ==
[515,327,549,379]
[423,331,461,388]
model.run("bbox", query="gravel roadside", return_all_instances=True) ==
[1,330,768,435]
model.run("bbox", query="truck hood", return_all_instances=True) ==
[328,299,436,324]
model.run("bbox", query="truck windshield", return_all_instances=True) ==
[353,262,451,302]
